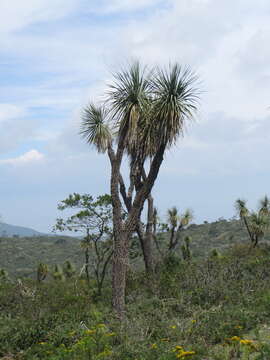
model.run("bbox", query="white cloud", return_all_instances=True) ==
[0,0,78,34]
[0,149,45,166]
[0,104,26,123]
[90,0,160,13]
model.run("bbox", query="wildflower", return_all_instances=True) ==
[240,339,258,350]
[240,339,253,345]
[39,342,46,345]
[150,343,157,349]
[161,338,170,342]
[191,320,196,324]
[229,336,241,342]
[170,325,177,329]
[176,351,196,358]
[174,346,183,351]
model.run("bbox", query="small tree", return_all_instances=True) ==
[152,207,193,257]
[63,261,76,278]
[181,236,192,260]
[235,196,270,247]
[54,194,114,295]
[52,264,65,281]
[0,268,9,283]
[37,263,48,283]
[167,207,193,251]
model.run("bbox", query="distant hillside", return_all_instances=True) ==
[0,222,44,237]
[1,218,270,278]
[0,235,81,278]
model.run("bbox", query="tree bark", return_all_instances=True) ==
[144,196,154,273]
[112,231,129,319]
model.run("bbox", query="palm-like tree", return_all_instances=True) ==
[167,207,193,251]
[81,61,199,318]
[235,199,253,242]
[259,195,270,216]
[235,196,270,248]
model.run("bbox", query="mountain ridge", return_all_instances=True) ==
[0,222,44,237]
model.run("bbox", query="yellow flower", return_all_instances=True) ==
[161,338,170,342]
[191,320,196,324]
[176,351,196,358]
[150,343,157,349]
[229,336,241,342]
[240,339,258,350]
[39,342,46,345]
[170,325,177,329]
[175,346,183,351]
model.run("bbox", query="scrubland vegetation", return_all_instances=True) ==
[2,243,270,359]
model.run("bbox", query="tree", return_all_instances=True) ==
[81,62,199,318]
[54,194,113,295]
[63,261,76,279]
[151,207,193,260]
[167,207,193,251]
[37,263,48,283]
[235,196,270,247]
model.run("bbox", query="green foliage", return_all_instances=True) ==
[37,263,48,282]
[63,261,76,278]
[2,245,270,358]
[235,195,270,247]
[52,264,65,281]
[55,193,113,293]
[181,236,192,261]
[0,268,9,283]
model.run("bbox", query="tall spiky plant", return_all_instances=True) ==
[81,61,199,318]
[235,199,253,243]
[235,196,270,247]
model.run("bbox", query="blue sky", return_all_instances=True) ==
[1,0,270,232]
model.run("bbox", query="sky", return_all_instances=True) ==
[0,0,270,232]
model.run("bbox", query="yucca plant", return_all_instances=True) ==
[81,61,199,318]
[235,196,270,248]
[52,264,65,281]
[167,207,193,251]
[181,236,192,261]
[63,261,76,278]
[37,263,48,283]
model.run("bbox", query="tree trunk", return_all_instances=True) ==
[112,231,129,319]
[110,143,165,319]
[144,196,154,273]
[85,247,90,285]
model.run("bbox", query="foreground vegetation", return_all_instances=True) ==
[2,243,270,359]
